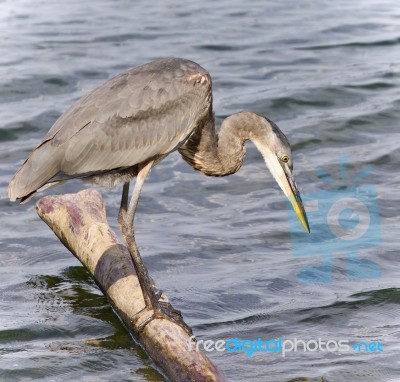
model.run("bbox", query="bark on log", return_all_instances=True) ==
[36,189,226,382]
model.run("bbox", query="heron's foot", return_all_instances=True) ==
[122,231,192,335]
[134,289,192,336]
[153,300,192,336]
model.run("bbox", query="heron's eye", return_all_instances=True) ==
[281,155,289,163]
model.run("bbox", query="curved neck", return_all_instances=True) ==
[178,111,269,176]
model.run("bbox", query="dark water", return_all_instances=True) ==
[1,0,400,381]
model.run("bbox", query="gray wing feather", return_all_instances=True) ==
[8,58,212,200]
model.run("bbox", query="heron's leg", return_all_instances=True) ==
[117,182,130,232]
[121,162,154,308]
[120,161,191,334]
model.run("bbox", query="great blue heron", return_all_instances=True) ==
[8,57,309,332]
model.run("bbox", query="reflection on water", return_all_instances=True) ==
[1,0,400,381]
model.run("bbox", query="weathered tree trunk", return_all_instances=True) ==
[36,189,226,382]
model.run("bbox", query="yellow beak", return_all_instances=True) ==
[280,171,310,233]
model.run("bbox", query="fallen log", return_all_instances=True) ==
[36,189,226,382]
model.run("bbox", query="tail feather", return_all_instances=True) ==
[8,144,62,202]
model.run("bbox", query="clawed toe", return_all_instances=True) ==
[133,294,192,336]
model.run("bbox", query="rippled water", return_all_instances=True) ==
[1,0,400,381]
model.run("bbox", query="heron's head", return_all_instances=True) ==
[252,117,310,233]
